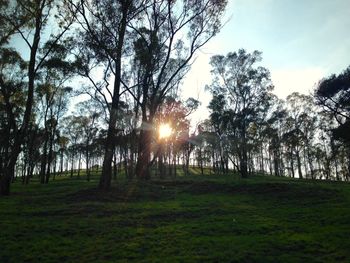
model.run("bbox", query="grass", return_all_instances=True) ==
[1,169,350,262]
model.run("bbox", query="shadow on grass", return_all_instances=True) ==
[65,178,342,206]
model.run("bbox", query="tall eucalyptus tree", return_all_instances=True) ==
[207,49,273,178]
[130,0,228,179]
[0,0,76,195]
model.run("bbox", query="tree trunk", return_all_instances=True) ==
[290,148,295,178]
[113,149,117,180]
[174,155,177,178]
[273,149,280,176]
[240,145,248,178]
[186,149,190,175]
[77,150,82,178]
[0,4,45,196]
[60,149,64,175]
[40,138,48,184]
[199,148,204,176]
[0,165,15,195]
[70,147,74,178]
[296,150,303,179]
[136,128,151,180]
[53,152,57,181]
[45,128,55,184]
[100,109,117,189]
[99,2,130,190]
[260,144,264,173]
[86,143,90,181]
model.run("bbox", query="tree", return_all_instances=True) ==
[283,93,314,179]
[131,0,227,179]
[207,49,273,178]
[315,66,350,144]
[68,0,145,190]
[75,99,101,181]
[0,0,76,195]
[154,96,198,177]
[208,94,230,174]
[35,41,74,184]
[263,97,287,177]
[0,48,27,187]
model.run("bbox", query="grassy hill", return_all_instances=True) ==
[1,171,350,262]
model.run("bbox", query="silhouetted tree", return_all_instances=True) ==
[0,0,76,195]
[131,0,228,180]
[207,49,273,178]
[315,67,350,149]
[67,0,147,189]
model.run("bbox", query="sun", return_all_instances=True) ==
[159,123,172,139]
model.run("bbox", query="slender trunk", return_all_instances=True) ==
[24,162,30,185]
[124,148,129,179]
[86,142,90,181]
[70,146,74,178]
[99,2,129,190]
[113,149,117,180]
[65,155,69,175]
[159,144,164,179]
[40,138,48,184]
[60,149,64,175]
[308,156,314,179]
[77,150,82,178]
[260,144,264,173]
[335,158,339,181]
[173,154,177,178]
[26,164,34,185]
[53,151,57,181]
[136,127,152,180]
[0,165,14,195]
[168,146,172,177]
[296,149,303,179]
[268,150,273,176]
[240,138,248,178]
[199,148,204,176]
[45,128,55,184]
[273,149,280,176]
[0,4,42,195]
[290,147,295,178]
[22,156,27,184]
[212,150,215,173]
[186,148,190,175]
[128,144,134,179]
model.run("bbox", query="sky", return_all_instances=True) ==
[183,0,350,126]
[9,0,350,128]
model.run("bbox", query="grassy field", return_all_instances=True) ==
[1,170,350,262]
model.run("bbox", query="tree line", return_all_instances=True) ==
[204,49,350,181]
[1,0,349,196]
[0,0,227,195]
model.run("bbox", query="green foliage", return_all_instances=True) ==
[1,173,350,262]
[315,66,350,143]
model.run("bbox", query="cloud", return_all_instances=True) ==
[271,67,326,99]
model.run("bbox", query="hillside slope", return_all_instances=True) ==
[1,173,350,262]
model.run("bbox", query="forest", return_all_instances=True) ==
[1,0,350,261]
[1,0,350,196]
